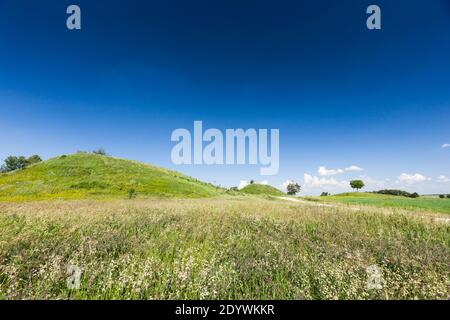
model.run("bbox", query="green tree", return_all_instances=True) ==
[1,154,43,173]
[1,156,28,173]
[286,182,301,196]
[350,180,365,192]
[439,194,445,199]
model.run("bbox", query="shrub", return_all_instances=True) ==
[27,155,42,165]
[439,194,445,199]
[374,189,419,198]
[92,148,107,156]
[320,192,330,197]
[128,188,137,199]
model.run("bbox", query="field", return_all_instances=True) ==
[0,154,449,300]
[313,193,450,214]
[0,197,448,300]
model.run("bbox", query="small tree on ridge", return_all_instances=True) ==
[350,180,365,192]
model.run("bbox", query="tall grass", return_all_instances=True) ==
[0,198,448,299]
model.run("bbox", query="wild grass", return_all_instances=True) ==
[315,193,450,214]
[0,197,448,300]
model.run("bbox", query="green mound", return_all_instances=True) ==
[0,153,222,201]
[240,183,284,196]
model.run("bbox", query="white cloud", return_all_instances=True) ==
[437,175,450,183]
[398,173,430,184]
[318,166,344,176]
[317,165,364,176]
[304,173,348,189]
[238,180,249,190]
[442,144,450,149]
[359,175,387,189]
[345,165,364,172]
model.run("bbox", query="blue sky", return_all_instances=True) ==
[1,0,449,194]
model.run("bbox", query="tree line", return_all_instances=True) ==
[0,155,42,173]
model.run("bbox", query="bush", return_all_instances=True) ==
[447,194,450,199]
[27,155,42,165]
[320,192,330,197]
[375,189,419,198]
[439,194,445,199]
[92,148,107,156]
[128,188,137,199]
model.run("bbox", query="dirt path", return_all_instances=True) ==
[275,197,450,224]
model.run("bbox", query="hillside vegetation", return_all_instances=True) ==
[318,192,450,214]
[0,153,222,201]
[240,183,284,196]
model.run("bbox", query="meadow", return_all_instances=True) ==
[313,193,450,214]
[0,197,448,300]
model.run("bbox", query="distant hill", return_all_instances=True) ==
[0,153,222,201]
[240,183,284,196]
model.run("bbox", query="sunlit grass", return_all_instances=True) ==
[0,198,448,300]
[313,193,450,214]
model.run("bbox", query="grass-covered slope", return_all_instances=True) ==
[240,183,284,196]
[318,192,450,214]
[0,153,222,201]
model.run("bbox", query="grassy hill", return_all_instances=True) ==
[317,192,450,214]
[0,153,222,201]
[240,183,284,196]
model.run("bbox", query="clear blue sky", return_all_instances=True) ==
[1,0,449,194]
